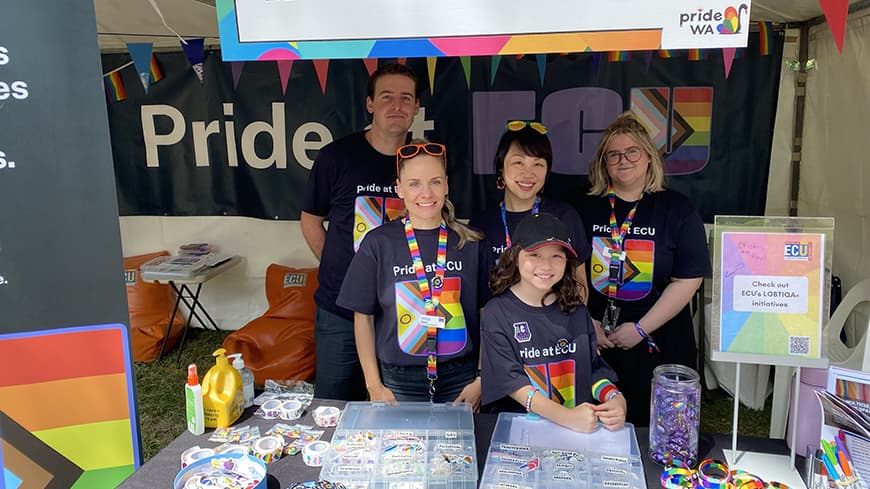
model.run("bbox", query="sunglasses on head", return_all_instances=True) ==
[396,143,446,173]
[505,120,548,135]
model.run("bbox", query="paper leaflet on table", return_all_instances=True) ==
[814,366,870,489]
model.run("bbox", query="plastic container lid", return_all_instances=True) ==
[227,353,245,369]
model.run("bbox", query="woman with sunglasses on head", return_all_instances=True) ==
[580,111,710,426]
[337,140,484,407]
[470,121,592,307]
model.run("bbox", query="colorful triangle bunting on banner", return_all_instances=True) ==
[427,57,437,96]
[758,21,773,55]
[231,61,245,90]
[591,52,602,76]
[722,47,736,79]
[535,54,547,86]
[104,71,127,103]
[490,55,501,87]
[150,54,163,84]
[658,49,675,58]
[818,0,848,53]
[608,51,629,62]
[277,60,293,95]
[642,51,653,71]
[363,58,378,76]
[126,42,153,93]
[181,38,206,84]
[313,59,330,94]
[460,56,471,89]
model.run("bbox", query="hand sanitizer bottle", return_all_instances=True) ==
[228,353,255,408]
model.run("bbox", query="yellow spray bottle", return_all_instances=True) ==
[201,348,244,428]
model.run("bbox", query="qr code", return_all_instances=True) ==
[789,336,810,355]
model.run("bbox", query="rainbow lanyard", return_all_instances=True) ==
[500,195,541,248]
[606,185,644,298]
[403,217,448,396]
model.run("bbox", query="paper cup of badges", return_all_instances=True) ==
[180,446,215,469]
[303,440,331,467]
[252,435,285,464]
[173,452,266,489]
[313,406,341,427]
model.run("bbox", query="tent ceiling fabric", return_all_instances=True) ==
[93,0,864,50]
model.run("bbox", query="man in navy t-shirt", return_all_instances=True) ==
[300,63,420,401]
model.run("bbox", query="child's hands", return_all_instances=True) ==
[593,395,627,431]
[565,403,599,433]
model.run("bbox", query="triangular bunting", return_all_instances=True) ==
[126,42,153,93]
[722,47,736,79]
[104,71,127,103]
[426,57,437,96]
[277,60,293,95]
[149,54,164,84]
[658,49,675,58]
[490,55,501,87]
[515,54,524,60]
[535,54,546,87]
[313,59,330,94]
[363,58,378,76]
[643,51,653,71]
[818,0,848,53]
[591,53,602,76]
[231,62,245,90]
[181,38,206,85]
[608,51,629,62]
[757,21,773,55]
[460,56,471,89]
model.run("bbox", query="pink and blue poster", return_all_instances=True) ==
[718,232,825,359]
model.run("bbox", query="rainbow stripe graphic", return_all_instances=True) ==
[396,277,466,356]
[353,196,406,252]
[149,53,164,83]
[758,21,773,55]
[103,71,127,103]
[657,49,675,58]
[687,49,706,61]
[524,360,576,408]
[608,51,629,62]
[590,237,654,301]
[0,324,139,489]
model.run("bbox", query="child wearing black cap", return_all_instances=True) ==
[480,213,627,432]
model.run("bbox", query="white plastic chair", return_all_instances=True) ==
[769,278,870,438]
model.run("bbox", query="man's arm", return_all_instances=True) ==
[300,211,326,261]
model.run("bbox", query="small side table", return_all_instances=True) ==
[141,255,241,363]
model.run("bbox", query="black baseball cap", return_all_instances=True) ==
[513,213,577,258]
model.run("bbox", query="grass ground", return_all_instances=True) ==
[134,329,772,461]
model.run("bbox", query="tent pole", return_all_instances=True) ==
[788,23,810,217]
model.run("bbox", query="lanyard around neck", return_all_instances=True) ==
[500,195,541,249]
[403,217,448,384]
[607,185,644,298]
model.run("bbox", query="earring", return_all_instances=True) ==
[496,175,505,190]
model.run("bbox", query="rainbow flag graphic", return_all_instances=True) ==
[687,49,707,61]
[608,51,629,62]
[0,324,140,488]
[103,71,127,103]
[658,49,675,59]
[396,277,466,356]
[758,21,773,55]
[150,53,164,83]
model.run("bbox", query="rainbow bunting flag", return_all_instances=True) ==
[758,21,773,55]
[658,49,675,58]
[734,47,745,59]
[608,51,629,62]
[149,53,164,83]
[687,49,706,61]
[104,71,127,103]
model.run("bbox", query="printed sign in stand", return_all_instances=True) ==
[711,216,834,488]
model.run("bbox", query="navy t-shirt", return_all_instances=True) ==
[469,197,591,305]
[481,290,617,408]
[301,131,403,319]
[580,188,711,366]
[336,219,479,366]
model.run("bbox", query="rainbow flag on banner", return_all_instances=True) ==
[658,49,675,59]
[758,21,773,55]
[104,71,127,103]
[149,53,164,83]
[608,51,629,62]
[687,49,706,61]
[734,47,745,59]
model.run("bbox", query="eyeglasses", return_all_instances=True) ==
[505,120,548,135]
[396,143,446,173]
[604,146,644,165]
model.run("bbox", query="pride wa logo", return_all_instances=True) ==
[679,4,748,35]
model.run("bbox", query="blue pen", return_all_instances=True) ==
[821,452,841,481]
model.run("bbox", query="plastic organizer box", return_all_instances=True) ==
[480,413,646,489]
[319,401,478,489]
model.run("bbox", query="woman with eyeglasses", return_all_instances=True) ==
[580,111,710,426]
[469,121,592,307]
[337,140,484,407]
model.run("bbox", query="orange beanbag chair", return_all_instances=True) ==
[222,265,318,384]
[126,251,186,362]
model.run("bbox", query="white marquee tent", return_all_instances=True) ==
[93,0,870,433]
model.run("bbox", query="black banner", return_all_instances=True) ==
[103,31,783,222]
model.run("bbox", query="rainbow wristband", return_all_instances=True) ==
[592,379,620,403]
[696,459,731,489]
[634,322,660,353]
